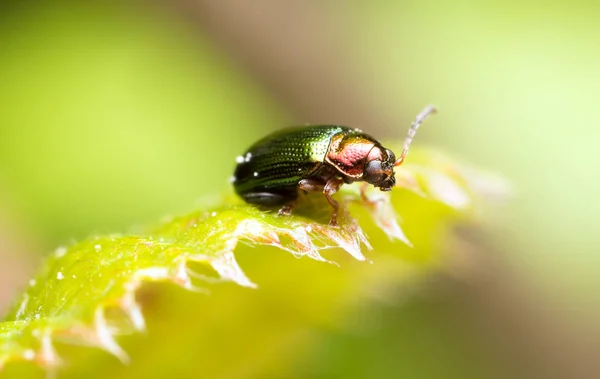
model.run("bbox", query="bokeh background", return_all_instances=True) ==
[1,1,599,378]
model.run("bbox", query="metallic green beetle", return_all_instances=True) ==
[232,106,436,225]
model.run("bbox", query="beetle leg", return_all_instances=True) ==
[297,178,326,193]
[323,178,344,226]
[360,183,370,203]
[278,179,324,218]
[297,178,344,226]
[360,183,385,207]
[278,203,295,216]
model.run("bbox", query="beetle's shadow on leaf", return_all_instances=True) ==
[255,193,335,226]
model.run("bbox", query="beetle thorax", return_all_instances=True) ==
[325,132,377,178]
[324,131,397,190]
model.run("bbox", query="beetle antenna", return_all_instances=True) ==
[395,105,437,166]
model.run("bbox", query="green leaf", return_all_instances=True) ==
[0,148,507,377]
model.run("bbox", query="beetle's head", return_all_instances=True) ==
[363,147,396,191]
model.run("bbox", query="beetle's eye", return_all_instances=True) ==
[385,149,396,164]
[364,160,386,185]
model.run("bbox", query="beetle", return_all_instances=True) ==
[232,105,436,226]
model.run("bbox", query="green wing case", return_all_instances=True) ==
[233,125,348,198]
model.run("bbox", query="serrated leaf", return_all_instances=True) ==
[0,148,507,377]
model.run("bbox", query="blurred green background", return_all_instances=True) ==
[1,1,598,378]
